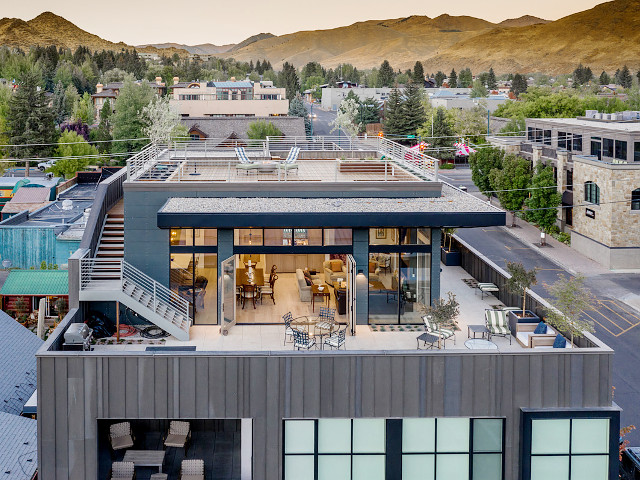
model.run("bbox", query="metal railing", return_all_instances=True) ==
[126,143,165,181]
[80,257,190,325]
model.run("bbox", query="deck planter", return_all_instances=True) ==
[508,309,540,333]
[441,247,461,266]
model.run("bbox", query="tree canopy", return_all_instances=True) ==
[525,164,562,233]
[489,154,531,225]
[111,80,156,154]
[50,130,98,178]
[247,120,283,139]
[469,146,505,197]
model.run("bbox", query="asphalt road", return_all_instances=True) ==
[307,102,337,136]
[454,177,640,442]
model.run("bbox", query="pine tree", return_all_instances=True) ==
[288,95,311,136]
[458,68,473,88]
[510,73,528,97]
[378,60,395,87]
[430,107,454,160]
[383,87,404,136]
[637,69,640,86]
[279,62,300,101]
[448,69,457,88]
[7,69,55,159]
[619,65,632,89]
[599,71,611,85]
[412,61,425,84]
[359,97,381,126]
[487,67,497,89]
[401,81,426,136]
[52,81,67,127]
[434,71,446,87]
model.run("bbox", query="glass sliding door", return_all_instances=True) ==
[170,253,195,318]
[193,253,217,325]
[347,255,356,335]
[399,252,431,324]
[221,256,236,335]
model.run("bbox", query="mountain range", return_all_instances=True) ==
[0,2,638,74]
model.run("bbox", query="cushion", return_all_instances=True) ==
[111,435,134,450]
[533,321,547,334]
[330,260,343,272]
[305,277,312,286]
[165,433,188,447]
[181,476,205,480]
[369,261,377,273]
[552,334,567,348]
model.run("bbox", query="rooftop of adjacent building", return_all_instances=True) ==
[527,110,640,132]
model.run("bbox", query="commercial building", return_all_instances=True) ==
[428,91,509,113]
[36,137,618,480]
[321,87,471,111]
[490,111,640,269]
[170,79,288,118]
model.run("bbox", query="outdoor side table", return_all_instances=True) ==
[122,450,166,472]
[464,339,498,350]
[467,325,489,339]
[417,333,439,350]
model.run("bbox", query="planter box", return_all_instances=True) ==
[508,309,540,333]
[441,248,461,266]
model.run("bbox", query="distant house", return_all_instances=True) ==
[182,116,306,144]
[0,270,69,318]
[0,176,61,213]
[91,78,166,119]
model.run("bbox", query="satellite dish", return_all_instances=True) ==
[2,260,12,269]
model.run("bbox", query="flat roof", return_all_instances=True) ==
[528,117,640,132]
[157,185,506,228]
[0,270,69,295]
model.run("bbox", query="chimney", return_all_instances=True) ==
[173,76,180,85]
[230,76,236,82]
[155,76,162,86]
[96,83,103,93]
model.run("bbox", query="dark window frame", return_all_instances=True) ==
[584,181,600,205]
[632,188,640,211]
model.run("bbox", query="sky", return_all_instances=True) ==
[4,0,610,46]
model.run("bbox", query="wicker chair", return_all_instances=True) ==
[110,461,135,479]
[179,459,205,480]
[164,421,191,452]
[109,422,134,452]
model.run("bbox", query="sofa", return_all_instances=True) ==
[323,259,347,284]
[296,269,323,302]
[516,322,558,348]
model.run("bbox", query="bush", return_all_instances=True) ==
[247,120,283,140]
[554,232,571,245]
[440,162,455,169]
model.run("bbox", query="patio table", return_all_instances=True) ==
[122,450,165,472]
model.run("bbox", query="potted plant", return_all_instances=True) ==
[544,274,595,346]
[55,297,68,323]
[440,227,461,266]
[421,291,460,331]
[13,296,29,326]
[505,262,539,327]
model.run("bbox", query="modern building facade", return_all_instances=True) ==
[321,88,472,111]
[36,137,619,480]
[428,91,509,113]
[490,111,640,269]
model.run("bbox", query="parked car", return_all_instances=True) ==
[38,159,57,172]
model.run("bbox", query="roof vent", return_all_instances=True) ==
[62,199,73,210]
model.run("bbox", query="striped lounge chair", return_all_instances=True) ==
[277,147,301,172]
[235,146,260,173]
[485,309,512,344]
[422,316,455,348]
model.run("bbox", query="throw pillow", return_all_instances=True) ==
[552,334,566,348]
[533,321,547,335]
[330,260,342,272]
[305,277,312,286]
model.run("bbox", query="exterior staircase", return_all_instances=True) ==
[79,211,191,341]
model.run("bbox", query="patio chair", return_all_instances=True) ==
[282,312,295,345]
[241,284,257,309]
[485,309,512,344]
[422,316,456,348]
[179,459,205,480]
[109,422,134,452]
[292,328,317,350]
[277,147,301,172]
[324,328,346,350]
[164,420,191,453]
[110,461,135,480]
[235,146,260,173]
[315,306,336,334]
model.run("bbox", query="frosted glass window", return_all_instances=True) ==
[571,419,609,454]
[473,419,503,453]
[472,454,502,480]
[403,418,436,453]
[318,419,351,454]
[530,455,569,480]
[318,455,351,480]
[570,455,609,480]
[284,455,314,480]
[531,419,570,455]
[436,454,469,480]
[353,419,385,453]
[352,454,385,480]
[285,420,315,454]
[437,418,470,453]
[403,454,435,480]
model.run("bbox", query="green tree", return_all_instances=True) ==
[420,107,454,160]
[401,81,426,136]
[142,95,183,144]
[279,62,300,101]
[52,81,68,126]
[448,69,457,88]
[0,84,12,171]
[526,164,561,235]
[489,154,531,225]
[458,68,473,88]
[543,274,595,346]
[331,97,360,137]
[506,262,538,317]
[499,117,526,136]
[247,120,283,139]
[72,92,95,124]
[359,97,381,127]
[618,65,633,89]
[487,67,497,89]
[288,95,311,136]
[383,87,404,136]
[412,61,425,84]
[469,146,505,197]
[90,99,113,154]
[470,79,488,98]
[111,80,156,154]
[51,130,98,178]
[510,73,528,97]
[599,71,611,85]
[7,69,55,159]
[378,60,395,87]
[434,71,446,87]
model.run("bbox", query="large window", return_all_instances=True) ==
[170,253,217,324]
[632,189,640,211]
[284,417,505,480]
[572,134,583,152]
[635,142,640,162]
[591,138,602,160]
[544,130,552,146]
[170,228,217,246]
[235,228,352,247]
[558,132,568,150]
[602,138,614,158]
[584,182,600,205]
[615,140,627,161]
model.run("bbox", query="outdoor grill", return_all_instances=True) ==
[63,323,93,351]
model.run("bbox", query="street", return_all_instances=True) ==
[306,102,337,136]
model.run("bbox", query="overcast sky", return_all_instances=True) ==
[5,0,609,46]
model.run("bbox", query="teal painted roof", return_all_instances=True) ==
[0,270,68,295]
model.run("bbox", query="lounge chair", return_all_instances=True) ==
[109,422,134,452]
[164,420,191,452]
[179,459,204,480]
[485,309,512,344]
[235,146,260,173]
[422,316,455,348]
[277,147,300,172]
[110,461,135,480]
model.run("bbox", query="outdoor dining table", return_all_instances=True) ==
[291,315,336,349]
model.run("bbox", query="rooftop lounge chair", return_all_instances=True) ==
[179,459,204,480]
[164,420,191,453]
[109,422,134,452]
[110,461,135,480]
[277,147,300,172]
[485,309,512,344]
[235,146,260,173]
[423,316,455,348]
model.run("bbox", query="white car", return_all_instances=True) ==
[38,159,57,172]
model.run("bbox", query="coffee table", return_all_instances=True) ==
[467,324,489,339]
[311,284,330,311]
[464,339,498,350]
[416,333,439,350]
[256,162,277,173]
[123,450,166,472]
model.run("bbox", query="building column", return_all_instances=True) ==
[532,145,543,169]
[216,229,234,326]
[430,229,441,304]
[556,151,568,231]
[352,228,369,325]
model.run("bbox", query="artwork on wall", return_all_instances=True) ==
[376,228,386,239]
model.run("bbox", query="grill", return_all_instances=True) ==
[63,323,93,351]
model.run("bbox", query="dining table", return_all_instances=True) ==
[236,268,264,286]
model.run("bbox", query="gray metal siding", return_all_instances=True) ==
[37,350,613,480]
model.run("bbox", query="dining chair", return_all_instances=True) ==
[259,275,277,305]
[241,284,257,309]
[282,312,294,345]
[316,307,336,334]
[323,328,347,350]
[292,328,316,350]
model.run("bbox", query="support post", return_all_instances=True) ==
[116,300,120,342]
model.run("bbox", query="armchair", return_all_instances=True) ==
[323,259,346,284]
[109,422,134,452]
[164,420,191,453]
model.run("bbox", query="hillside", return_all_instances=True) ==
[497,15,549,28]
[137,42,235,55]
